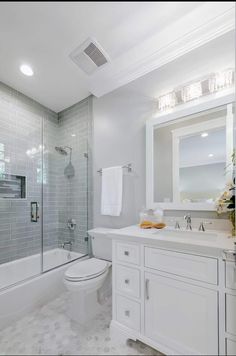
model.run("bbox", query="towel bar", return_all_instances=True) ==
[97,163,132,174]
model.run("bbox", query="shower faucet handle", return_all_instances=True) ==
[67,218,76,231]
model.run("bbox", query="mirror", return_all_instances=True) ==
[146,94,234,210]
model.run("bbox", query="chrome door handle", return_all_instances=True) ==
[31,202,39,222]
[145,279,150,300]
[124,251,129,256]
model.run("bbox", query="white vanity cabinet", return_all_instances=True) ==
[144,272,218,355]
[111,239,220,355]
[224,260,236,355]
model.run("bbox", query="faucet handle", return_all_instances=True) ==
[175,221,180,230]
[198,221,212,232]
[170,219,180,230]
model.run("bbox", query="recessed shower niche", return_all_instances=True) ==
[0,173,26,199]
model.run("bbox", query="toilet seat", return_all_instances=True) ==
[64,258,109,282]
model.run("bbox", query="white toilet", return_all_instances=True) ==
[64,228,114,324]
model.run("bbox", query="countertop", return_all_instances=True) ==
[107,225,236,258]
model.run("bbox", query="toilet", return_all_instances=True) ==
[64,228,115,324]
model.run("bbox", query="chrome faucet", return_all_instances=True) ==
[61,241,73,250]
[184,213,192,230]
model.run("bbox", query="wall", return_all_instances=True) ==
[0,82,58,265]
[0,82,93,266]
[93,91,156,228]
[57,97,93,254]
[92,33,234,228]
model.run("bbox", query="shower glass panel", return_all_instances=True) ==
[0,84,43,289]
[42,98,92,272]
[0,83,92,288]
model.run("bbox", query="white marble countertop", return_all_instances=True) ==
[107,225,236,258]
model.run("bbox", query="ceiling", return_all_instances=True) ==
[180,127,226,168]
[0,2,234,112]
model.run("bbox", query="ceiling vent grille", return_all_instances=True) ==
[70,38,109,75]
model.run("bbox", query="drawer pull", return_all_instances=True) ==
[124,251,129,256]
[145,278,150,300]
[125,310,130,317]
[124,279,130,284]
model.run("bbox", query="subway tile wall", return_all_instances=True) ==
[57,98,93,255]
[0,82,92,265]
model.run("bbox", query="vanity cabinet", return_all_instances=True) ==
[111,240,220,355]
[224,260,236,355]
[144,272,218,355]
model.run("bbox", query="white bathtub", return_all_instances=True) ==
[0,248,88,330]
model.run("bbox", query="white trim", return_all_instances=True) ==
[90,4,235,97]
[146,91,235,211]
[226,103,234,184]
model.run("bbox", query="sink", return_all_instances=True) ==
[155,228,217,242]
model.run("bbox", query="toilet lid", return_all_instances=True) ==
[64,258,109,281]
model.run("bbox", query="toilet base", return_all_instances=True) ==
[68,289,102,324]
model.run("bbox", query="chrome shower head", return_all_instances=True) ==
[55,146,68,156]
[55,146,75,178]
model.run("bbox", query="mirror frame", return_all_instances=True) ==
[146,89,235,211]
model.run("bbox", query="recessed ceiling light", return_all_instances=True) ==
[201,132,208,138]
[71,134,76,137]
[20,64,34,76]
[208,153,214,158]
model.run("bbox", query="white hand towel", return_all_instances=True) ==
[101,166,123,216]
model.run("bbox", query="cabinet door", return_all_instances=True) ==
[144,272,218,355]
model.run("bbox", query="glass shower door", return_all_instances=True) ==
[0,86,43,289]
[42,97,92,272]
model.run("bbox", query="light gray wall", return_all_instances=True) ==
[0,82,93,265]
[93,91,156,228]
[93,92,224,228]
[0,81,58,264]
[58,97,93,254]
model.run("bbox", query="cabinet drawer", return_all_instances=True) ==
[116,295,140,331]
[116,265,140,299]
[145,247,217,284]
[226,294,236,336]
[116,242,140,265]
[226,338,236,355]
[226,262,236,290]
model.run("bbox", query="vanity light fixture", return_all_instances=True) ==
[20,64,34,76]
[181,82,202,102]
[158,92,176,111]
[208,153,214,158]
[156,68,234,112]
[201,132,209,138]
[209,69,234,93]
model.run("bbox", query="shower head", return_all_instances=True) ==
[55,146,68,156]
[55,146,75,178]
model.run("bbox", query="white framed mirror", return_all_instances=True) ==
[146,90,235,210]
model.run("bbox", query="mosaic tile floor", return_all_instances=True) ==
[0,292,162,355]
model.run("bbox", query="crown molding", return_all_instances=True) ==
[89,3,235,97]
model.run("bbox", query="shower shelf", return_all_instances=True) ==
[0,174,26,199]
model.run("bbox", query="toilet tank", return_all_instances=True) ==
[88,228,116,262]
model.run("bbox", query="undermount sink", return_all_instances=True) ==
[156,228,218,242]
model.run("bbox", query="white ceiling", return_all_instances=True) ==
[180,127,226,168]
[0,2,234,112]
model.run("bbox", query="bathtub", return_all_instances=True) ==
[0,248,88,330]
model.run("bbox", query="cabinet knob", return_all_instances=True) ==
[124,251,129,256]
[125,279,130,284]
[125,310,130,317]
